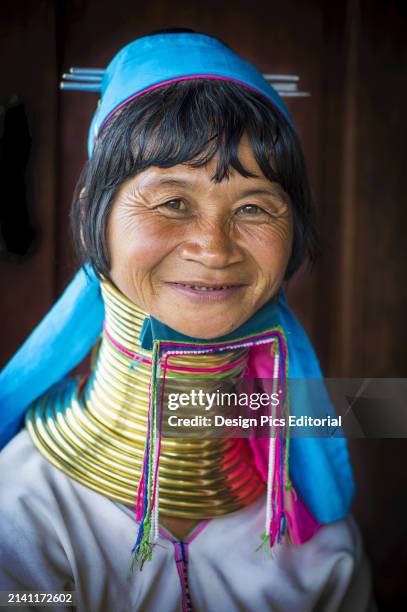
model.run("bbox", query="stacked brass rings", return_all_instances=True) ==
[26,278,265,518]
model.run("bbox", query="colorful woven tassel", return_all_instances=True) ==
[131,340,162,570]
[131,328,292,567]
[263,332,291,549]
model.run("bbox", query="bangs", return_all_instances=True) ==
[96,79,285,187]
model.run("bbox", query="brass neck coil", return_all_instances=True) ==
[25,278,265,518]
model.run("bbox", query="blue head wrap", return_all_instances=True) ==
[0,32,354,524]
[87,32,293,157]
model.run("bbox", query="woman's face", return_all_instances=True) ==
[108,133,293,339]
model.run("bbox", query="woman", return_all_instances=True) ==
[0,29,375,611]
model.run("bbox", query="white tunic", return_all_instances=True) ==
[0,429,376,612]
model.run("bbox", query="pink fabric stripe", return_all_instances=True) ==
[150,372,163,512]
[159,328,280,350]
[104,324,247,373]
[158,518,211,544]
[103,323,151,364]
[135,403,151,521]
[135,347,155,522]
[174,541,192,612]
[158,524,177,542]
[104,321,280,366]
[157,526,198,611]
[271,432,282,543]
[246,340,322,545]
[162,352,247,373]
[184,518,211,544]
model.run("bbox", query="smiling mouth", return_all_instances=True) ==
[170,283,243,291]
[168,282,245,292]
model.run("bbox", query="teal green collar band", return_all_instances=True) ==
[139,295,280,350]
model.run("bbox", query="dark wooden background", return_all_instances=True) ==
[1,0,406,608]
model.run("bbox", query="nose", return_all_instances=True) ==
[178,220,244,268]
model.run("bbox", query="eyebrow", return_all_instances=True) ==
[142,178,189,190]
[241,187,291,209]
[236,187,286,200]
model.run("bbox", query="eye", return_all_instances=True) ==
[160,198,186,211]
[236,204,269,216]
[157,198,189,217]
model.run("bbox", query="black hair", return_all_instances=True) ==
[71,39,318,281]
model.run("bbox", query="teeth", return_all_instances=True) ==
[184,285,230,291]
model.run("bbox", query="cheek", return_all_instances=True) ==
[107,207,177,282]
[242,218,293,280]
